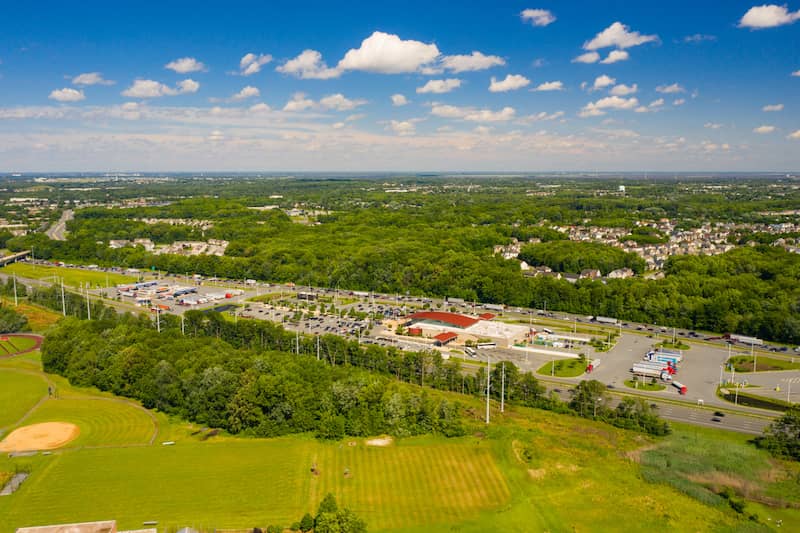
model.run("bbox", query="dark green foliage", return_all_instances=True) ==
[314,493,366,533]
[519,241,647,275]
[299,512,314,531]
[0,305,28,333]
[754,407,800,461]
[41,315,468,440]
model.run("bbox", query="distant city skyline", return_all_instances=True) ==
[0,1,798,171]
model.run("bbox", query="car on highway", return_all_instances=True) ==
[713,411,725,417]
[711,417,722,422]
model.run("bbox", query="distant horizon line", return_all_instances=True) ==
[2,170,799,176]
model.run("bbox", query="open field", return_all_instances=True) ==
[1,263,136,288]
[0,369,47,429]
[730,355,800,372]
[537,358,586,377]
[625,378,667,391]
[1,347,799,531]
[0,299,61,332]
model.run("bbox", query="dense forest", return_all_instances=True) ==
[42,307,670,437]
[518,241,647,275]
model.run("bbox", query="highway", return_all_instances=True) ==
[45,209,73,241]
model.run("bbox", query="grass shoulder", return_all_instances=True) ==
[537,358,587,377]
[624,379,666,392]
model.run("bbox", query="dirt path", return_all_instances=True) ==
[0,422,80,452]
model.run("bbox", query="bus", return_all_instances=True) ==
[464,347,477,357]
[476,342,497,349]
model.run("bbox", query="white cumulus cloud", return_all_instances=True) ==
[165,57,206,73]
[601,50,630,64]
[520,9,556,27]
[122,79,199,98]
[580,95,639,117]
[793,70,800,77]
[283,92,315,112]
[532,81,563,91]
[71,72,114,86]
[656,83,685,93]
[389,120,417,136]
[572,51,600,64]
[489,74,530,92]
[593,74,616,90]
[673,98,686,106]
[417,79,462,94]
[583,22,658,50]
[231,86,260,101]
[276,50,340,79]
[704,122,723,129]
[739,4,800,29]
[440,51,505,72]
[610,83,637,96]
[391,94,409,106]
[49,88,85,102]
[789,130,800,139]
[431,104,516,122]
[337,31,440,74]
[239,53,272,76]
[753,125,776,134]
[319,93,367,111]
[763,103,784,111]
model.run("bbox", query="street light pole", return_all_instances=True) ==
[500,362,505,414]
[485,354,491,425]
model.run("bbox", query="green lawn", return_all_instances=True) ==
[537,358,587,377]
[0,369,47,429]
[624,378,667,392]
[729,355,800,372]
[1,263,136,289]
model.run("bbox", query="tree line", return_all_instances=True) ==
[42,305,670,437]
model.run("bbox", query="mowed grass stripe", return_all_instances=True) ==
[0,440,312,531]
[22,398,155,447]
[432,443,467,515]
[0,370,47,429]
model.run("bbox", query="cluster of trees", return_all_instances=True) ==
[0,305,28,333]
[569,380,670,436]
[42,314,467,439]
[518,241,647,275]
[754,407,800,461]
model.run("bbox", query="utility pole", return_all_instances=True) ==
[751,342,756,373]
[156,308,161,333]
[60,279,66,317]
[296,329,300,355]
[12,274,17,306]
[500,361,505,413]
[485,354,491,425]
[316,335,320,361]
[85,283,91,320]
[181,314,185,336]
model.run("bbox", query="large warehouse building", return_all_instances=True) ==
[403,311,529,347]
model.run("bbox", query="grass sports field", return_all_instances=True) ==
[1,323,799,531]
[0,336,38,356]
[1,263,136,288]
[0,369,47,429]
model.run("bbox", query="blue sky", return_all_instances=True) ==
[0,1,798,171]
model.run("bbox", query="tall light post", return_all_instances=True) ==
[485,353,491,425]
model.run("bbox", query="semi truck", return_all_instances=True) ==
[672,381,688,395]
[635,360,676,374]
[483,303,505,312]
[631,363,672,381]
[594,316,619,325]
[725,333,763,346]
[644,350,682,366]
[586,359,601,373]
